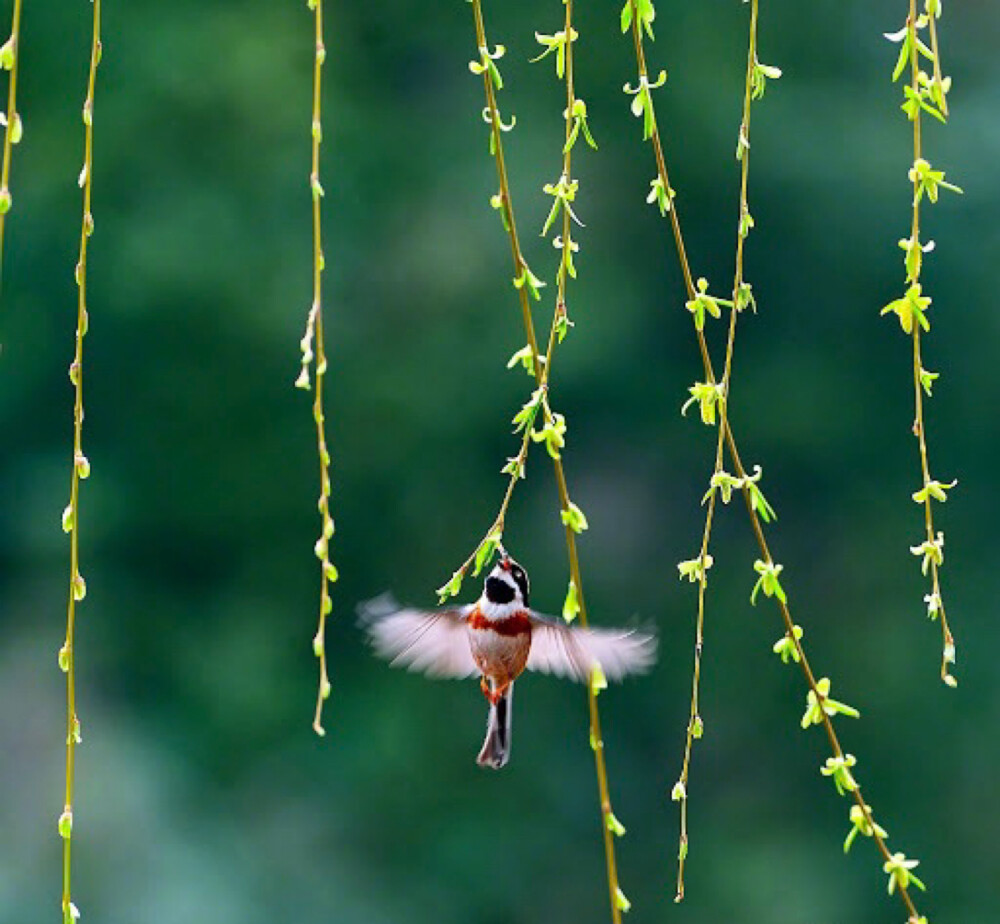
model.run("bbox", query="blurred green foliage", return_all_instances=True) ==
[0,2,997,922]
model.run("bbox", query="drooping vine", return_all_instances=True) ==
[296,0,338,736]
[437,1,628,919]
[670,0,773,900]
[57,2,101,922]
[0,0,24,270]
[882,0,960,688]
[620,1,932,919]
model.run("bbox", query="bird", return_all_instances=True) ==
[359,549,656,769]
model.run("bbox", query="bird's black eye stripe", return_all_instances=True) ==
[510,566,529,607]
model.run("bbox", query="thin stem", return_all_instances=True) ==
[302,0,336,737]
[469,3,623,920]
[729,438,921,923]
[925,7,948,118]
[626,13,694,302]
[905,0,955,687]
[622,3,924,918]
[0,0,24,281]
[550,6,623,919]
[674,0,758,900]
[61,3,101,921]
[469,1,542,363]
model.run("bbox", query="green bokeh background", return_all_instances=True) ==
[1,2,997,922]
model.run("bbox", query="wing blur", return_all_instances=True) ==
[525,613,656,682]
[359,595,478,679]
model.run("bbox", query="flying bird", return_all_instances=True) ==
[360,549,656,769]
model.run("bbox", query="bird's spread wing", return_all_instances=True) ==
[359,595,478,679]
[525,613,656,682]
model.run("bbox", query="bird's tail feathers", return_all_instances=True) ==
[476,682,513,769]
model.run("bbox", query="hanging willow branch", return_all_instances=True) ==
[619,1,932,918]
[881,0,960,688]
[57,2,102,922]
[0,0,24,274]
[296,0,338,737]
[440,1,628,918]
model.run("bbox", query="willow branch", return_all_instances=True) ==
[59,4,101,922]
[623,3,925,918]
[0,0,24,282]
[904,0,956,687]
[468,2,625,919]
[297,0,337,736]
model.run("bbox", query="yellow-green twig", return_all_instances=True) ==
[297,0,337,736]
[59,3,101,921]
[673,1,760,898]
[904,0,956,688]
[0,0,24,279]
[622,3,926,918]
[467,2,625,919]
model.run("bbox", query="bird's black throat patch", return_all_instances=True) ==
[485,576,516,604]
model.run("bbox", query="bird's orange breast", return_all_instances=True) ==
[467,609,533,636]
[467,608,532,683]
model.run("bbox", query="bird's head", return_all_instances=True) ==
[484,549,530,608]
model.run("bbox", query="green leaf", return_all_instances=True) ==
[801,677,860,728]
[562,578,580,623]
[555,309,574,343]
[751,559,785,605]
[531,412,567,459]
[506,344,536,375]
[820,754,859,795]
[909,532,944,575]
[912,478,957,504]
[881,283,931,334]
[512,387,544,433]
[705,470,741,505]
[772,625,803,664]
[646,176,674,216]
[0,40,13,72]
[501,455,525,480]
[751,60,782,100]
[681,381,724,426]
[561,500,589,533]
[844,803,887,852]
[605,810,627,837]
[473,528,503,577]
[541,174,582,237]
[513,264,546,300]
[909,157,963,205]
[72,572,87,602]
[436,569,465,603]
[75,453,91,479]
[620,0,633,33]
[685,277,723,331]
[884,852,926,895]
[530,28,578,80]
[919,367,939,396]
[677,554,713,584]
